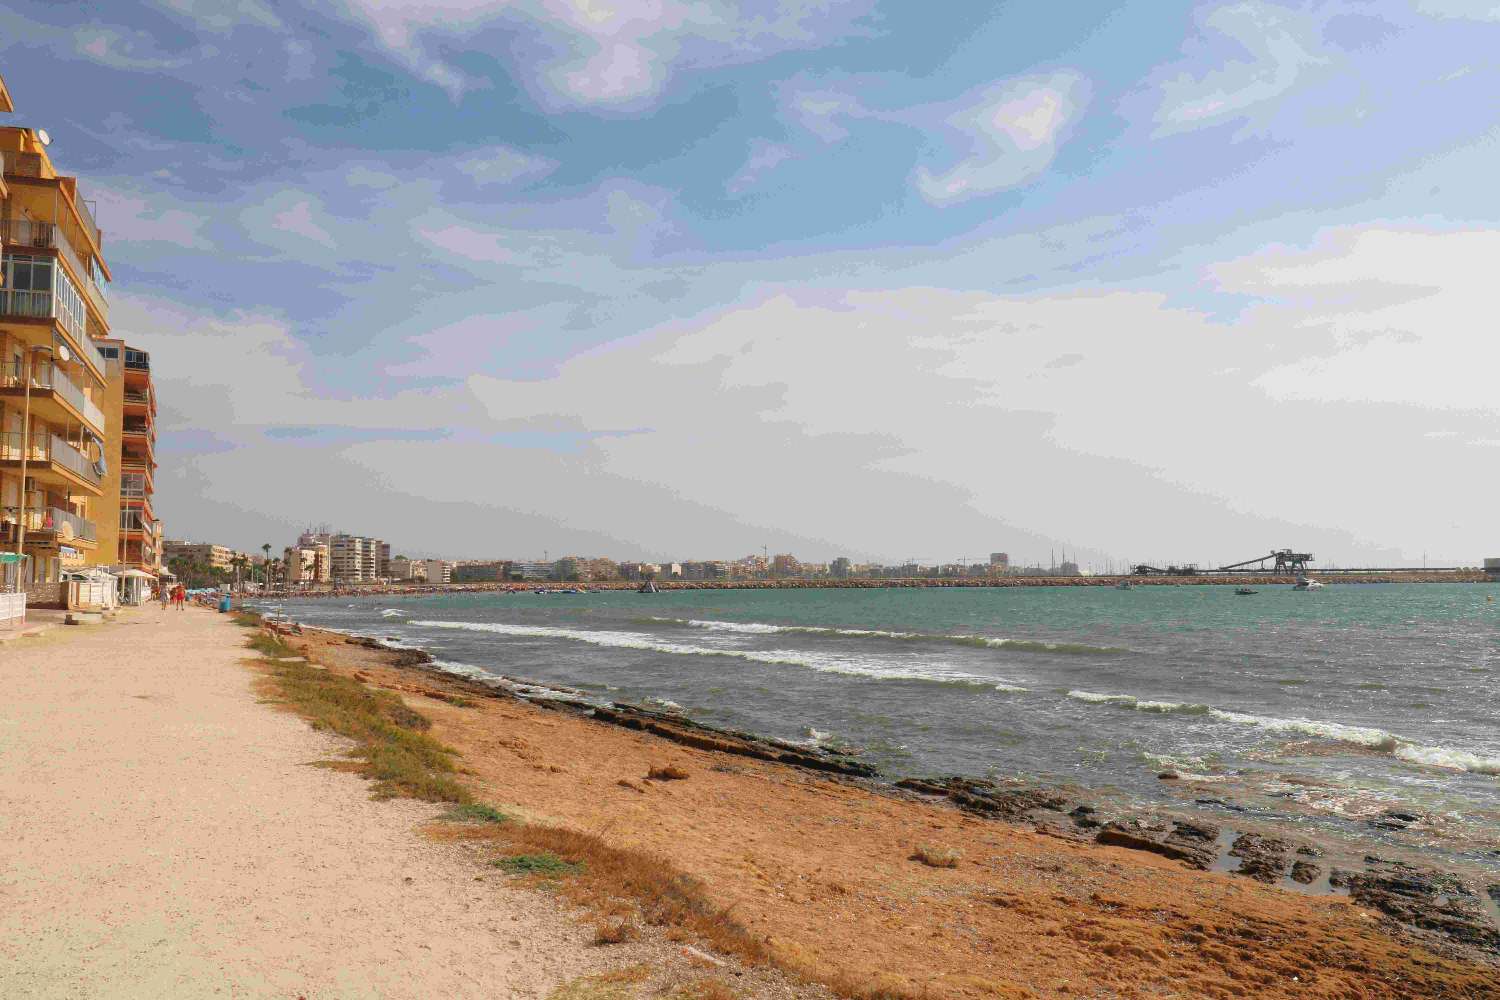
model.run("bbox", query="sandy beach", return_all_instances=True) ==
[0,607,791,999]
[3,606,1495,1000]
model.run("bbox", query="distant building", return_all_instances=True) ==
[830,557,852,578]
[422,559,451,584]
[164,541,235,570]
[452,561,506,583]
[388,556,421,580]
[1058,561,1081,576]
[1485,557,1500,577]
[990,552,1010,569]
[329,533,386,582]
[770,554,800,577]
[509,560,552,581]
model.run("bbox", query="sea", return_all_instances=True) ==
[252,583,1500,880]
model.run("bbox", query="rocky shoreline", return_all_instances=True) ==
[318,625,1500,963]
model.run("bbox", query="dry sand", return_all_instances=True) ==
[0,607,643,999]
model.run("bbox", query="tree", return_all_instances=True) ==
[260,544,272,585]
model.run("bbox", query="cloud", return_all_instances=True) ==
[156,0,282,32]
[727,140,793,194]
[73,25,201,71]
[1415,1,1500,21]
[1215,227,1500,412]
[333,0,877,105]
[241,192,343,254]
[914,72,1088,205]
[89,185,215,250]
[1149,1,1325,136]
[455,146,557,186]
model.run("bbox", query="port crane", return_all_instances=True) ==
[1217,549,1313,575]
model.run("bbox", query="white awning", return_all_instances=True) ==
[119,569,156,579]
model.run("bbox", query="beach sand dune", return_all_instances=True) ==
[0,608,621,999]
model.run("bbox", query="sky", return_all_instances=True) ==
[1,0,1497,567]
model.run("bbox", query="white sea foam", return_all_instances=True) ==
[1394,744,1500,775]
[1205,709,1400,750]
[1072,688,1500,776]
[1067,690,1137,705]
[408,619,1025,689]
[380,608,406,618]
[664,618,1119,654]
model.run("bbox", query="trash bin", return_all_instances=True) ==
[218,594,232,614]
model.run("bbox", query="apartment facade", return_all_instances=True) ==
[163,541,234,571]
[93,343,160,575]
[329,533,387,583]
[0,89,117,595]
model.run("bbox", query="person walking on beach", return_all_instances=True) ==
[174,584,186,610]
[159,585,170,612]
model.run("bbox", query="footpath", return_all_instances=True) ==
[0,606,617,999]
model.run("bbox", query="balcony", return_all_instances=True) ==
[0,283,108,381]
[0,359,107,435]
[124,348,150,372]
[0,505,98,545]
[0,219,108,324]
[123,387,155,415]
[0,431,103,493]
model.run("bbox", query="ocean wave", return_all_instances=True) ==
[380,608,406,618]
[654,618,1123,655]
[407,619,1027,690]
[1073,689,1500,776]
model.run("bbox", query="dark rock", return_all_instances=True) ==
[1295,845,1324,858]
[1095,821,1216,870]
[1289,861,1321,885]
[1229,833,1290,883]
[1342,869,1500,952]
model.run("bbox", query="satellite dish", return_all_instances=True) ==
[35,129,51,146]
[55,343,72,363]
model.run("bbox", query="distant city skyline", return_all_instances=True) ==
[2,3,1496,566]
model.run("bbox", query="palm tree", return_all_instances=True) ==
[261,544,272,586]
[231,554,248,592]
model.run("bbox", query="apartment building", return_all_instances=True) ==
[94,342,160,575]
[422,559,451,584]
[329,533,387,583]
[163,540,235,571]
[0,83,117,595]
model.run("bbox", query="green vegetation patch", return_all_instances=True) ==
[247,632,298,658]
[441,802,510,824]
[231,612,263,628]
[492,851,583,877]
[261,655,469,803]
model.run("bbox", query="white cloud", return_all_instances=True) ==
[271,200,338,248]
[334,0,875,104]
[1149,1,1326,136]
[1216,227,1500,412]
[73,26,199,71]
[1415,1,1500,21]
[455,146,557,185]
[156,0,282,32]
[727,140,793,194]
[89,185,215,250]
[914,72,1087,205]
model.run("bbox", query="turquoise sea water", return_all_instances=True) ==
[260,583,1500,877]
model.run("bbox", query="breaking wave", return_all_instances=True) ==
[408,620,1027,691]
[1069,690,1500,775]
[651,618,1124,655]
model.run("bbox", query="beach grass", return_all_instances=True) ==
[247,632,298,659]
[492,851,583,877]
[258,654,469,803]
[911,844,961,868]
[441,802,509,824]
[231,611,263,628]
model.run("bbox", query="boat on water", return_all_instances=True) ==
[1115,580,1135,590]
[1292,576,1323,591]
[1235,587,1258,596]
[637,580,659,594]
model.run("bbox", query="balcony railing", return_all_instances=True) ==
[0,285,107,378]
[1,359,106,432]
[0,219,109,324]
[124,349,150,372]
[4,505,97,542]
[0,431,101,486]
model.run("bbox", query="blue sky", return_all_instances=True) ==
[3,1,1498,566]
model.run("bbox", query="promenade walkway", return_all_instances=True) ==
[0,607,608,999]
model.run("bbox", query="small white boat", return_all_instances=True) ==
[1292,576,1323,591]
[1115,580,1134,590]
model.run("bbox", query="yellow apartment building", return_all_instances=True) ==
[0,71,159,603]
[0,84,114,597]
